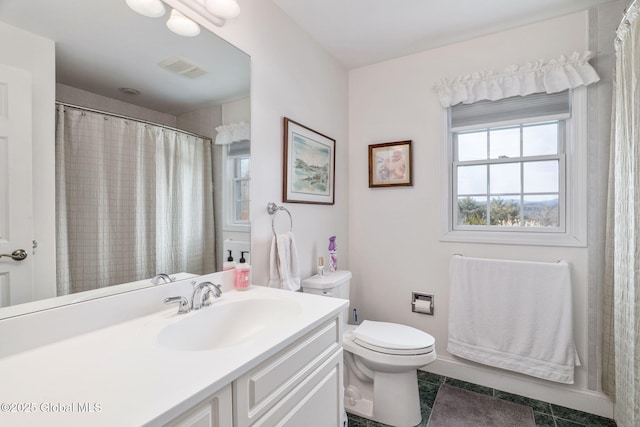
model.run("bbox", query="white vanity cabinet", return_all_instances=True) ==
[166,385,233,427]
[234,317,343,426]
[164,315,344,427]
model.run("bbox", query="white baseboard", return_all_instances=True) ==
[422,356,614,419]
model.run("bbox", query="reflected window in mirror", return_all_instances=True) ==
[224,140,250,231]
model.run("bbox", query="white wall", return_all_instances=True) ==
[177,104,222,139]
[167,0,350,284]
[221,96,250,124]
[348,11,612,417]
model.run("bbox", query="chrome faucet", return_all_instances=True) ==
[191,282,223,310]
[164,281,222,314]
[151,273,175,285]
[164,296,190,314]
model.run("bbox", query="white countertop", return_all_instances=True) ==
[0,286,348,426]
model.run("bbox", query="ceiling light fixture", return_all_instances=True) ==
[118,87,141,95]
[205,0,240,19]
[125,0,241,34]
[125,0,166,18]
[166,9,201,37]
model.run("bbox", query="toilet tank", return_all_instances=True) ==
[301,270,352,299]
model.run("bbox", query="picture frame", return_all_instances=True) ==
[282,117,336,205]
[368,140,413,188]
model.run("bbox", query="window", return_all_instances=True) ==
[455,121,564,229]
[230,156,250,222]
[224,140,250,231]
[440,89,587,246]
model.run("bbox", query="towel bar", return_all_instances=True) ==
[267,202,293,236]
[451,254,564,263]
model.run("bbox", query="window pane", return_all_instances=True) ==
[239,158,250,178]
[457,165,486,195]
[523,195,559,227]
[457,196,487,225]
[457,131,487,161]
[523,123,558,156]
[235,180,250,202]
[240,180,249,199]
[523,161,558,193]
[489,127,520,159]
[489,197,520,226]
[490,163,520,194]
[235,200,250,221]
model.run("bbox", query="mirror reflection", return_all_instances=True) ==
[0,0,250,318]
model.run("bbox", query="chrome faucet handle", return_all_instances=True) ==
[201,283,222,307]
[208,283,222,298]
[164,296,190,314]
[192,281,222,309]
[151,273,175,285]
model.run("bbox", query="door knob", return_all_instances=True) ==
[0,249,27,261]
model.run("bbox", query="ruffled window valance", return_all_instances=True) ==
[214,121,250,145]
[433,51,600,108]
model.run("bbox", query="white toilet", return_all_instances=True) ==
[302,270,436,427]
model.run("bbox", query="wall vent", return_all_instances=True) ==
[158,56,208,79]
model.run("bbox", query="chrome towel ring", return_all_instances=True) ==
[267,202,293,236]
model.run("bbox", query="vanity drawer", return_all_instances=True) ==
[234,316,341,425]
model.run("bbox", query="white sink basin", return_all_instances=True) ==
[157,297,303,351]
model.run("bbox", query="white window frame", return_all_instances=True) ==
[439,87,587,247]
[222,147,250,232]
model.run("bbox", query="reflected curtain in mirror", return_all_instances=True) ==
[55,105,215,295]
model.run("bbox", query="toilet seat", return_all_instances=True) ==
[351,320,435,356]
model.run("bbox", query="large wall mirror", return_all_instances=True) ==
[0,0,250,319]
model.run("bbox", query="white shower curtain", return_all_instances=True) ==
[603,3,640,425]
[56,106,215,295]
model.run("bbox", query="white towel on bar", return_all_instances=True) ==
[448,255,580,384]
[269,232,300,291]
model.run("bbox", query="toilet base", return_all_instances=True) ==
[344,370,422,427]
[344,394,373,419]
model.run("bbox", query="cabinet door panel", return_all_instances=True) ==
[167,384,232,427]
[253,350,343,427]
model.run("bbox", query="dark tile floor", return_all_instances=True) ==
[347,371,617,427]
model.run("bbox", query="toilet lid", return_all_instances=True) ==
[351,320,435,355]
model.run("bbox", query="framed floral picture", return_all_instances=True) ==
[282,117,336,204]
[368,140,413,187]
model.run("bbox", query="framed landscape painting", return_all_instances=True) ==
[282,117,335,205]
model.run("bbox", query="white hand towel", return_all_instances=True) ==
[268,232,300,291]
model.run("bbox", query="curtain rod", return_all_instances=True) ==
[618,0,638,32]
[55,101,212,142]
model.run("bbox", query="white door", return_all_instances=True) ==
[0,64,33,307]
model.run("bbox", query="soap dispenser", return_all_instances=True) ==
[223,250,236,271]
[234,251,251,290]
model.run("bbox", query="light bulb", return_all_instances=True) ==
[205,0,240,19]
[166,9,201,37]
[125,0,166,18]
